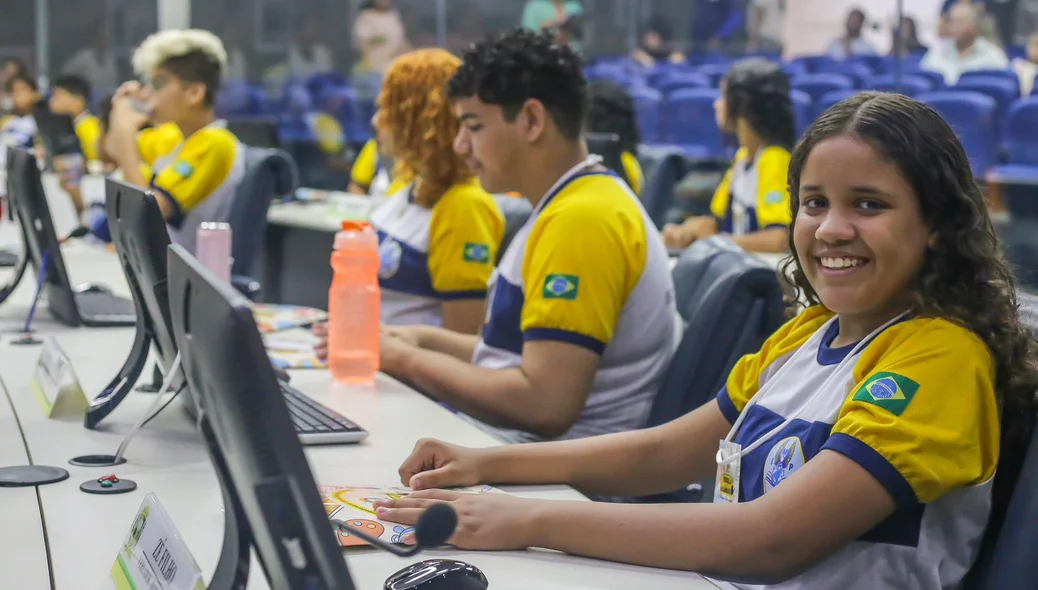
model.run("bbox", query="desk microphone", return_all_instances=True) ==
[336,502,457,558]
[60,226,90,243]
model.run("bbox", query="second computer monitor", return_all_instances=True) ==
[167,244,358,589]
[105,178,181,385]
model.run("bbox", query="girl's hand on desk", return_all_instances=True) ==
[398,438,489,490]
[374,489,542,551]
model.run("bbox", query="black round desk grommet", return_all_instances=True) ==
[69,454,127,467]
[80,478,137,495]
[0,465,70,487]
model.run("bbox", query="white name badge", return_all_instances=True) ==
[112,493,205,590]
[713,440,742,504]
[29,338,88,419]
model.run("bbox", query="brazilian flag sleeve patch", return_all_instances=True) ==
[851,372,920,416]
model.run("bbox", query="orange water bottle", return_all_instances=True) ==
[327,220,381,384]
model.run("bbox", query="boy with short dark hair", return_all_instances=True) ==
[49,74,102,163]
[349,29,680,443]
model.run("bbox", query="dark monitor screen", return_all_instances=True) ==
[34,110,82,160]
[585,132,630,187]
[105,178,182,387]
[5,147,82,326]
[167,244,357,590]
[227,117,280,149]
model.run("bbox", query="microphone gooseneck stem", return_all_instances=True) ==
[334,521,420,558]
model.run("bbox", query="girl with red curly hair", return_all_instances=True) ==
[366,48,503,336]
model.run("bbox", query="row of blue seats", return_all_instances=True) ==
[632,87,1038,183]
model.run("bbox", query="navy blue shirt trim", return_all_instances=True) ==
[824,433,919,507]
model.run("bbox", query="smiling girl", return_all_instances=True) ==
[373,92,1038,589]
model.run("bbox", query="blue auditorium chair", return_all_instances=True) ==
[655,72,711,95]
[954,76,1021,119]
[635,236,786,503]
[629,85,663,144]
[791,73,855,102]
[920,91,998,176]
[963,292,1038,590]
[989,98,1038,186]
[814,60,873,88]
[790,89,814,139]
[815,89,860,120]
[866,73,933,96]
[662,88,724,160]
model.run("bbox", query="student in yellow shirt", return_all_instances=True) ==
[106,29,244,254]
[662,59,795,254]
[586,80,644,195]
[47,74,102,162]
[348,137,410,196]
[318,30,679,443]
[320,48,503,335]
[374,92,1038,590]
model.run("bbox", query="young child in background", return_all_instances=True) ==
[662,58,794,254]
[48,75,102,163]
[586,80,644,196]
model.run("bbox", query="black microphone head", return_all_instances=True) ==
[414,503,457,548]
[67,226,90,239]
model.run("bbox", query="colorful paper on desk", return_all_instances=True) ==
[251,303,327,333]
[319,485,503,547]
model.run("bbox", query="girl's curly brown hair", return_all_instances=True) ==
[376,48,473,206]
[782,92,1038,518]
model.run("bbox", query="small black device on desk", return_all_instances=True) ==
[166,244,486,590]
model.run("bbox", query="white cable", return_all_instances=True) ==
[113,352,183,463]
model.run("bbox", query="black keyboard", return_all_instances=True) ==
[281,382,369,445]
[75,290,136,326]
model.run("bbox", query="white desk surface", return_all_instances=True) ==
[0,378,51,590]
[0,233,717,588]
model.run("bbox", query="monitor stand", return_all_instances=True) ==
[83,302,152,430]
[200,416,252,589]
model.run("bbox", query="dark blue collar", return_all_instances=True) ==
[536,170,619,215]
[816,319,858,366]
[816,315,908,366]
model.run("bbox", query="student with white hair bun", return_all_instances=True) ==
[105,29,245,254]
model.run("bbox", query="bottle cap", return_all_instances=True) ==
[341,220,372,232]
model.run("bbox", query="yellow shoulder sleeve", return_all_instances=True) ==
[826,319,998,506]
[350,139,379,188]
[520,176,646,354]
[151,128,237,214]
[621,151,644,196]
[754,146,792,228]
[427,180,505,298]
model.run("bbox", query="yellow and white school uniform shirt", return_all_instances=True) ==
[713,306,998,590]
[350,138,408,197]
[472,163,681,442]
[710,145,791,235]
[73,112,102,162]
[0,113,37,170]
[620,150,643,196]
[307,111,345,156]
[369,177,504,327]
[144,121,245,254]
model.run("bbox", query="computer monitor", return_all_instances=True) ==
[227,117,280,149]
[585,132,631,188]
[101,178,184,389]
[167,243,358,589]
[34,110,82,167]
[5,147,83,326]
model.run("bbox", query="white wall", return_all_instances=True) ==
[783,0,946,58]
[157,0,191,30]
